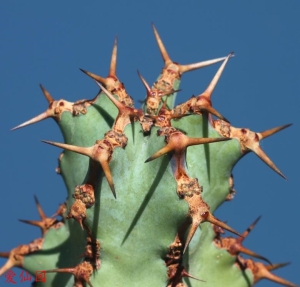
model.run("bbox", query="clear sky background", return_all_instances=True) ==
[0,1,299,287]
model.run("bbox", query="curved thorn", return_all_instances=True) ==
[238,246,272,265]
[11,111,50,131]
[201,52,234,99]
[42,140,93,158]
[258,124,292,140]
[100,160,116,199]
[39,84,54,104]
[179,56,228,74]
[152,23,172,66]
[252,146,287,179]
[109,36,118,77]
[79,68,108,85]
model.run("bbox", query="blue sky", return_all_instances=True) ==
[0,1,299,287]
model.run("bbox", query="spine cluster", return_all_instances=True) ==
[1,24,296,287]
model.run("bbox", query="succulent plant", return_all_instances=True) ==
[1,24,297,287]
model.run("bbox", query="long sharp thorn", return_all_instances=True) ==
[258,124,292,140]
[0,260,14,277]
[152,23,172,66]
[201,52,234,99]
[42,140,93,158]
[238,246,272,265]
[34,195,46,220]
[79,68,108,86]
[46,267,75,274]
[163,89,181,97]
[145,145,173,163]
[95,81,123,109]
[137,70,152,95]
[266,262,290,271]
[0,249,24,276]
[240,215,262,240]
[181,269,205,282]
[100,160,116,199]
[146,138,230,163]
[78,218,84,230]
[207,213,242,237]
[198,105,230,123]
[179,56,228,74]
[187,137,231,147]
[39,84,54,104]
[257,266,299,287]
[183,222,199,254]
[109,36,118,77]
[252,146,286,179]
[19,219,41,227]
[11,111,50,130]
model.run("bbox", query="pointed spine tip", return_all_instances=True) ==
[151,22,156,31]
[111,187,117,199]
[34,194,39,204]
[109,36,118,77]
[267,262,291,271]
[259,123,293,140]
[79,68,88,74]
[10,110,50,131]
[255,215,262,223]
[242,215,262,238]
[251,145,287,180]
[41,140,53,145]
[39,84,54,103]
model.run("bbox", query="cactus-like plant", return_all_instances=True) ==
[1,24,297,287]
